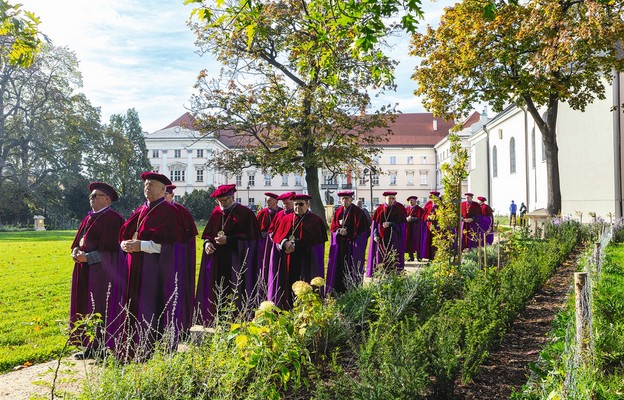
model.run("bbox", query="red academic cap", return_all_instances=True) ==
[477,196,487,202]
[277,191,296,201]
[264,192,279,199]
[429,191,440,197]
[292,193,312,201]
[140,171,172,186]
[382,191,397,196]
[211,184,237,198]
[337,190,355,197]
[165,185,176,194]
[406,195,418,201]
[465,192,474,197]
[88,182,119,202]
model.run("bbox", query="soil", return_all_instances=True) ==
[0,246,582,400]
[453,245,583,399]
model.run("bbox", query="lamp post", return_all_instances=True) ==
[246,184,250,207]
[363,167,376,209]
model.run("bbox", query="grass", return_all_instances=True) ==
[0,230,75,372]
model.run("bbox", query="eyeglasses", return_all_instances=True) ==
[89,193,108,200]
[294,202,306,206]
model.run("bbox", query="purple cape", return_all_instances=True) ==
[195,203,260,325]
[70,208,125,350]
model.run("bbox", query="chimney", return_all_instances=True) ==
[433,118,438,131]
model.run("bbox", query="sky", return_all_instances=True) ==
[18,0,455,133]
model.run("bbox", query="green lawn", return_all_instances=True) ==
[0,230,76,373]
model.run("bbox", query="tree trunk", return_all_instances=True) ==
[523,95,562,215]
[305,165,328,226]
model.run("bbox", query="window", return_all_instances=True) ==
[249,198,255,206]
[248,174,255,187]
[264,174,272,186]
[174,149,181,158]
[358,197,365,205]
[406,171,414,186]
[531,128,536,169]
[196,169,204,182]
[359,174,366,185]
[373,197,379,207]
[389,171,397,185]
[509,137,516,174]
[294,174,302,186]
[171,170,185,182]
[323,174,335,185]
[407,156,413,165]
[236,175,242,186]
[281,174,289,186]
[152,149,159,158]
[197,149,204,158]
[421,156,427,164]
[174,195,181,202]
[236,197,242,204]
[420,171,428,185]
[371,173,379,186]
[389,156,397,165]
[492,145,498,177]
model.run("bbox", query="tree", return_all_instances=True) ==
[187,0,405,222]
[0,0,43,67]
[411,0,624,214]
[0,44,105,225]
[90,108,152,217]
[179,187,216,223]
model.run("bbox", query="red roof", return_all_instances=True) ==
[159,112,456,148]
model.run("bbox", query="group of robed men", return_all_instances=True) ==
[69,173,495,360]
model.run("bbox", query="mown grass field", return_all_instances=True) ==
[0,230,75,373]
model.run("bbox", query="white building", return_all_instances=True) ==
[143,113,455,208]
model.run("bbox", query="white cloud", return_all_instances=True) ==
[18,0,455,132]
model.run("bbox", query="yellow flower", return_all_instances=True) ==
[254,300,276,319]
[292,280,312,297]
[310,277,325,287]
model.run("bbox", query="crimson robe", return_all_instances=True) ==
[118,197,185,360]
[461,201,483,250]
[405,204,424,258]
[256,206,282,295]
[326,204,369,294]
[419,200,437,260]
[70,207,125,351]
[172,202,198,330]
[366,202,407,277]
[270,210,327,309]
[195,203,260,325]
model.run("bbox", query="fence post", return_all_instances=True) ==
[575,272,590,356]
[594,241,601,274]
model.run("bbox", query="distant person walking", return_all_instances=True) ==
[519,202,527,227]
[509,200,517,227]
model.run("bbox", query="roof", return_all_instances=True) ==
[155,112,456,148]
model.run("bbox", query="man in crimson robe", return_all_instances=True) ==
[326,190,369,295]
[366,191,407,277]
[256,192,282,296]
[477,196,494,245]
[405,196,424,262]
[70,182,125,359]
[195,184,260,325]
[419,191,440,261]
[270,194,327,309]
[164,185,198,330]
[118,172,185,360]
[266,191,295,305]
[461,192,483,250]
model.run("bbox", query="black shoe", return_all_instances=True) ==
[73,348,95,360]
[407,258,415,262]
